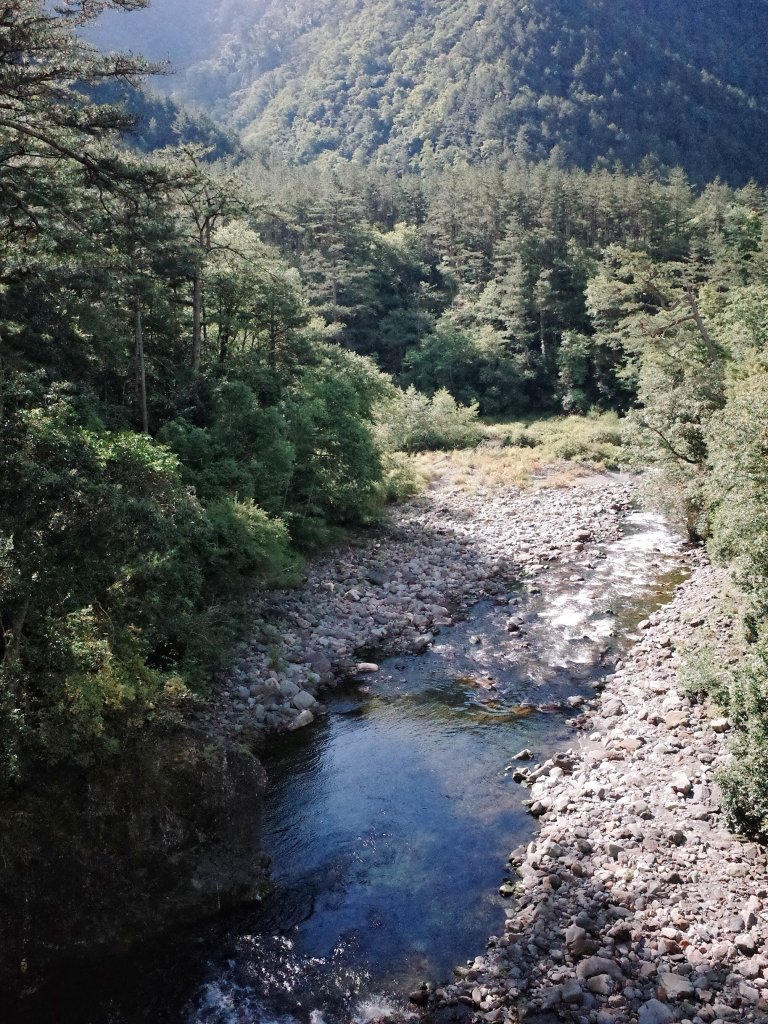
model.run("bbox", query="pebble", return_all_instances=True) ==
[354,662,380,674]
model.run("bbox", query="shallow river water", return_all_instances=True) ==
[184,510,687,1024]
[11,509,688,1024]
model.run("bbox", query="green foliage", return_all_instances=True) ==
[0,2,394,779]
[679,647,731,708]
[709,639,768,840]
[377,387,483,453]
[245,159,730,417]
[284,348,391,542]
[89,81,238,158]
[112,0,768,187]
[7,0,768,809]
[525,412,626,468]
[719,743,768,843]
[0,392,198,764]
[586,196,768,843]
[375,453,424,504]
[501,427,541,449]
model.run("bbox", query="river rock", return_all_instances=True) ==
[292,691,317,711]
[565,924,595,958]
[408,988,429,1006]
[560,978,584,1004]
[288,710,314,730]
[586,974,614,995]
[354,662,379,674]
[638,999,677,1024]
[670,772,693,795]
[576,957,624,983]
[735,933,758,955]
[657,972,694,999]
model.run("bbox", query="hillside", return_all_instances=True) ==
[92,0,768,184]
[7,4,768,1019]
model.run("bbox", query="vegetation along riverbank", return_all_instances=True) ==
[3,1,768,1020]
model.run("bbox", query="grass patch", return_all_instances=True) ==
[406,412,629,493]
[486,412,627,468]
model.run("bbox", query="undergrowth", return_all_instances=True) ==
[405,411,628,493]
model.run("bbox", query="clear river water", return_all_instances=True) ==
[12,510,688,1024]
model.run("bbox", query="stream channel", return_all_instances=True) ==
[21,508,688,1024]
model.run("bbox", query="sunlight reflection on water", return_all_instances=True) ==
[185,511,688,1024]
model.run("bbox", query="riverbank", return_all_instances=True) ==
[1,464,711,1020]
[205,470,636,744]
[0,466,651,1013]
[431,555,768,1024]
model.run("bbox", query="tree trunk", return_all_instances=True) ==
[539,313,548,362]
[2,595,30,674]
[0,328,4,423]
[685,287,718,361]
[192,261,203,371]
[134,297,149,434]
[219,320,229,364]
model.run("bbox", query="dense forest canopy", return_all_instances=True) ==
[4,0,768,848]
[91,0,768,185]
[0,0,393,778]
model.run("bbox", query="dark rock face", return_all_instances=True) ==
[0,730,269,994]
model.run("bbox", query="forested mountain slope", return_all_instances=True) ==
[92,0,768,184]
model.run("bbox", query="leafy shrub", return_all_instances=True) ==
[501,426,541,449]
[377,386,483,453]
[375,452,424,503]
[202,498,297,586]
[404,319,548,417]
[522,413,627,469]
[0,390,308,771]
[679,647,731,707]
[681,636,768,841]
[719,744,768,841]
[284,347,392,543]
[717,639,768,839]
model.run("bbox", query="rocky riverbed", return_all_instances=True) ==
[9,468,761,1024]
[206,472,636,741]
[199,467,768,1024]
[424,555,768,1024]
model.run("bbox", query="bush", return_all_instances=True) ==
[719,737,768,842]
[501,426,541,449]
[284,347,391,543]
[377,386,483,453]
[0,390,305,772]
[0,397,203,766]
[679,647,731,707]
[375,452,424,503]
[683,638,768,841]
[524,412,627,469]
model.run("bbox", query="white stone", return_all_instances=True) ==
[288,709,314,730]
[354,662,379,674]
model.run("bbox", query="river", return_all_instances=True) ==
[9,508,687,1024]
[185,510,687,1024]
